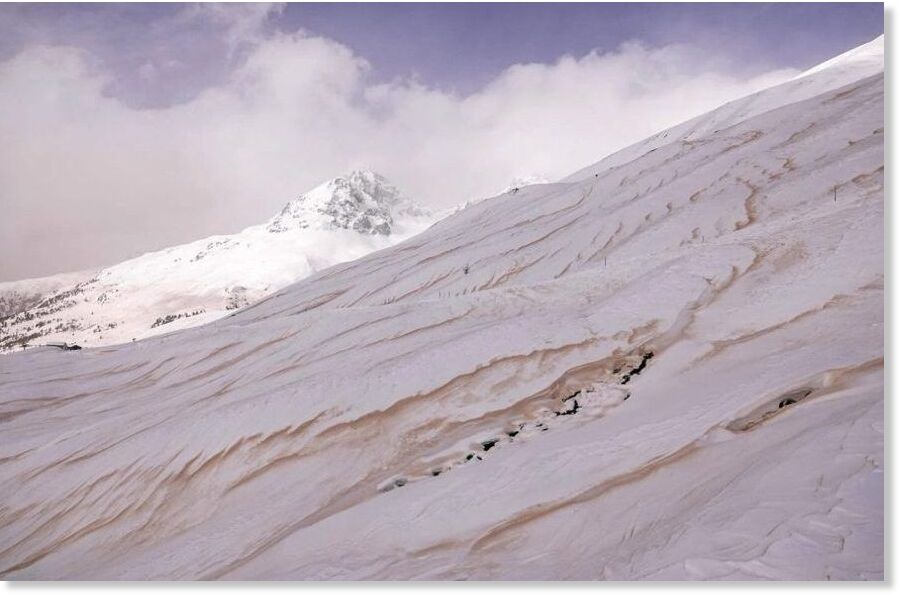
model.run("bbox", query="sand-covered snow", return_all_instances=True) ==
[0,37,883,580]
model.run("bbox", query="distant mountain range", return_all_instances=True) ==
[0,170,435,350]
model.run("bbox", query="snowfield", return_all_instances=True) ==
[0,37,884,580]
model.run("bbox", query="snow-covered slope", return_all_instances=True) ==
[0,271,92,320]
[0,37,883,580]
[0,170,434,351]
[564,35,884,180]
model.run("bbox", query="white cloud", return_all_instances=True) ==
[0,24,798,280]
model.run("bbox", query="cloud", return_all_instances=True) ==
[173,2,283,55]
[0,11,798,280]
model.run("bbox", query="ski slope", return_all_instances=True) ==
[0,37,884,580]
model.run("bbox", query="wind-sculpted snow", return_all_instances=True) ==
[0,39,883,580]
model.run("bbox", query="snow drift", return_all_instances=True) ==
[0,37,884,580]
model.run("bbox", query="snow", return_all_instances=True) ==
[0,270,92,319]
[503,174,550,192]
[0,170,435,350]
[0,37,883,580]
[563,35,884,181]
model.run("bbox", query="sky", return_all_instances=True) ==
[0,3,884,281]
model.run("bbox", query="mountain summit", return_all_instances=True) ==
[267,170,413,235]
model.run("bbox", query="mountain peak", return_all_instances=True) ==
[267,170,411,235]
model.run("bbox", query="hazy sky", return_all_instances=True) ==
[0,3,884,280]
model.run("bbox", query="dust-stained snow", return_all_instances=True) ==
[0,37,883,580]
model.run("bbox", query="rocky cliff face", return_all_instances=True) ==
[267,170,410,235]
